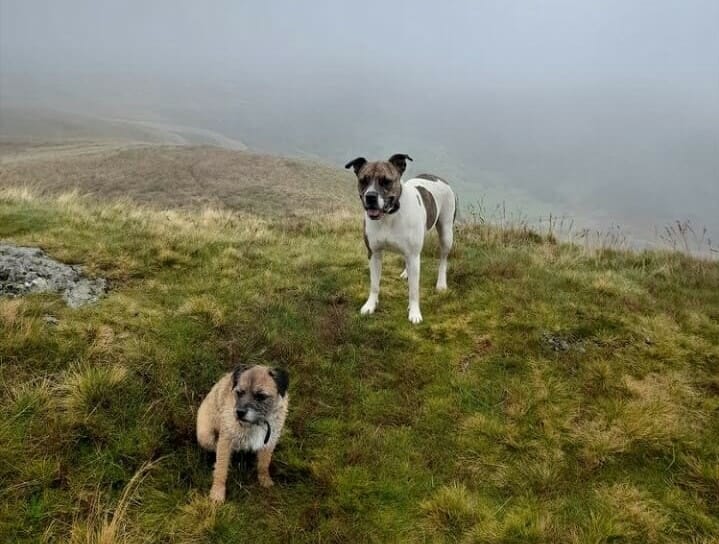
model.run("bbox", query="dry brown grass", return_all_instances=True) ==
[574,371,700,468]
[595,483,670,543]
[59,460,159,544]
[0,298,24,327]
[177,295,226,328]
[0,143,355,217]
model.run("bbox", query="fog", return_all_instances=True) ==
[2,0,718,244]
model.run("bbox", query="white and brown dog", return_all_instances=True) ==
[345,154,457,324]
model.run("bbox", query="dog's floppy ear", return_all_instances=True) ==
[345,157,367,176]
[269,367,289,397]
[231,364,250,388]
[388,153,413,175]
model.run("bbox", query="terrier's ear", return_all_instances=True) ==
[388,153,413,175]
[231,364,250,388]
[269,367,290,397]
[344,157,367,176]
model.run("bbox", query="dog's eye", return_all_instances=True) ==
[254,392,269,401]
[236,390,245,397]
[380,178,392,187]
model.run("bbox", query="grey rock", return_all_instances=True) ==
[542,331,584,353]
[0,243,106,307]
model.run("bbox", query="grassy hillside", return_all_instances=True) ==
[0,108,248,149]
[0,143,355,216]
[1,188,718,543]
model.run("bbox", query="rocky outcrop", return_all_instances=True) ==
[0,244,106,308]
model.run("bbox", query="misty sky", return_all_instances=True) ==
[3,1,718,90]
[2,0,718,242]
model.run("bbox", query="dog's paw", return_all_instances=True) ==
[258,474,275,488]
[399,268,408,280]
[360,300,377,315]
[408,308,423,324]
[436,282,448,292]
[209,484,226,503]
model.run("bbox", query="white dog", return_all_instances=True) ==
[345,154,457,324]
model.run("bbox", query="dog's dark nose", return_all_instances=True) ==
[236,408,247,419]
[365,191,378,207]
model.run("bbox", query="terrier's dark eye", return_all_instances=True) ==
[380,178,392,187]
[236,390,245,397]
[254,392,269,402]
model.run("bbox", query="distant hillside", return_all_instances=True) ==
[0,107,248,149]
[0,141,355,216]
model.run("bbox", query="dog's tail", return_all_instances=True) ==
[453,193,460,224]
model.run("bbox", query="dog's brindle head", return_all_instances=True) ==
[231,365,289,424]
[345,154,412,220]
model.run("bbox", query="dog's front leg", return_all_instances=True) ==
[361,251,382,315]
[257,446,275,488]
[209,436,232,503]
[406,253,423,324]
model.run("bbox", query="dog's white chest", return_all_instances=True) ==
[369,221,406,252]
[365,188,427,255]
[231,423,267,452]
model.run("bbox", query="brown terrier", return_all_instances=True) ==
[196,365,289,502]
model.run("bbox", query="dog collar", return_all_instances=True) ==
[264,421,271,445]
[385,200,400,215]
[385,184,402,214]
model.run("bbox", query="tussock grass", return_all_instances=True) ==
[61,460,159,544]
[177,296,225,328]
[1,189,718,542]
[59,363,130,423]
[0,298,24,326]
[572,370,700,468]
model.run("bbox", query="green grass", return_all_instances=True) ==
[1,188,718,543]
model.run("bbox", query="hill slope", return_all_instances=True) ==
[0,142,355,216]
[1,190,718,543]
[0,107,248,149]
